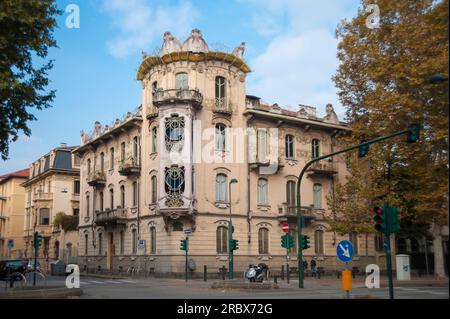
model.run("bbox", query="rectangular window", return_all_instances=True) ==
[150,227,156,254]
[110,147,115,169]
[120,231,124,255]
[132,229,137,254]
[312,139,320,159]
[133,136,139,162]
[120,142,126,163]
[257,129,267,162]
[132,182,138,207]
[84,234,88,255]
[98,233,103,255]
[73,208,79,216]
[100,152,105,171]
[74,180,80,194]
[39,208,50,225]
[175,72,188,90]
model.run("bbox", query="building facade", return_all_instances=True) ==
[22,145,80,266]
[74,29,386,276]
[0,169,28,259]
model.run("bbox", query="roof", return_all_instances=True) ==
[0,169,29,184]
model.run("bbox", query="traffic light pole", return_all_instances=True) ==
[286,236,290,284]
[185,236,188,283]
[385,205,394,299]
[296,127,414,288]
[33,232,38,286]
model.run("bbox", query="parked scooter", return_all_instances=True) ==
[244,263,268,282]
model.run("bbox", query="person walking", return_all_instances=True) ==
[302,259,308,276]
[310,259,317,278]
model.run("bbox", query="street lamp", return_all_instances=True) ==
[228,178,238,280]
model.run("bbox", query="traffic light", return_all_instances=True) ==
[281,234,287,248]
[33,232,42,249]
[281,234,294,249]
[301,235,310,250]
[180,238,188,251]
[390,206,400,233]
[373,206,386,233]
[407,123,420,143]
[230,239,239,251]
[358,141,369,158]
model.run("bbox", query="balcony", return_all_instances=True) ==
[146,107,159,119]
[87,171,106,187]
[71,193,80,202]
[249,157,283,172]
[152,89,203,109]
[0,194,6,201]
[33,192,53,202]
[95,208,127,228]
[306,160,337,177]
[277,203,316,223]
[212,97,232,115]
[118,158,141,176]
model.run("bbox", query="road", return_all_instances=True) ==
[15,275,447,299]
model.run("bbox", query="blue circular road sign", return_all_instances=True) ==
[336,240,354,263]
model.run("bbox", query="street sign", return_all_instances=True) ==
[282,223,289,233]
[184,229,192,235]
[336,240,354,263]
[7,239,14,248]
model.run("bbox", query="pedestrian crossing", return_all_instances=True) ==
[80,279,137,287]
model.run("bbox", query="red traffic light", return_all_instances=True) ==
[374,206,383,215]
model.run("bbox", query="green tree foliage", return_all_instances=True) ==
[53,212,78,232]
[0,0,61,160]
[329,0,448,233]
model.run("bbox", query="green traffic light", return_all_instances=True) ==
[407,123,420,143]
[358,142,369,158]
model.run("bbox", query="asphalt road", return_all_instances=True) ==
[16,275,447,299]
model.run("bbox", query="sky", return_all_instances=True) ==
[0,0,362,175]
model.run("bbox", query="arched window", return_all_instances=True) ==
[120,142,126,163]
[397,238,407,253]
[216,226,228,254]
[131,229,137,254]
[258,228,269,254]
[215,76,226,109]
[285,134,295,158]
[151,175,157,204]
[120,185,125,208]
[257,178,268,205]
[152,127,158,153]
[100,152,105,171]
[99,192,104,212]
[375,234,384,252]
[87,158,91,175]
[109,189,114,210]
[132,182,138,207]
[286,181,296,214]
[312,139,320,158]
[175,72,188,90]
[313,184,322,209]
[150,227,156,254]
[216,174,227,202]
[84,234,88,255]
[119,230,124,254]
[349,232,359,255]
[215,123,226,151]
[257,129,267,162]
[110,147,114,169]
[314,230,324,254]
[165,166,185,207]
[86,195,90,217]
[98,233,103,255]
[173,222,183,232]
[165,115,185,151]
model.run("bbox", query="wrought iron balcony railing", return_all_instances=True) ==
[212,97,232,114]
[95,208,127,227]
[306,160,337,176]
[152,89,203,109]
[118,157,141,176]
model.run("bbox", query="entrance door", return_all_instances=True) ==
[107,233,114,271]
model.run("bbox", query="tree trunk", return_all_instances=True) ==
[432,223,446,279]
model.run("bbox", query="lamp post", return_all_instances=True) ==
[228,178,238,280]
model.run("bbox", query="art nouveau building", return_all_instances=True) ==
[22,145,80,265]
[74,29,385,275]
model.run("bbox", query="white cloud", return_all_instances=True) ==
[242,0,359,119]
[103,0,199,58]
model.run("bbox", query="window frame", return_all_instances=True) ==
[216,226,228,254]
[258,227,269,254]
[257,178,268,205]
[215,174,228,202]
[285,134,295,159]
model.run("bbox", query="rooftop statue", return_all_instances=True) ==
[159,32,182,56]
[232,42,245,59]
[323,104,339,124]
[181,28,209,53]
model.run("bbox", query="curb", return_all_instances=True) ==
[0,287,83,299]
[211,281,279,290]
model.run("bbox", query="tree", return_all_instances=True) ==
[0,0,61,160]
[54,212,79,232]
[332,0,448,276]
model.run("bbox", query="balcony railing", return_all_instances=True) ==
[212,97,232,114]
[87,171,106,187]
[277,204,316,221]
[33,192,53,201]
[95,208,127,227]
[118,157,141,176]
[152,89,203,109]
[306,160,337,176]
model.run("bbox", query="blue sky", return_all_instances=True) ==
[1,0,362,174]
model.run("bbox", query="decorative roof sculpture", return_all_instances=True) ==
[181,29,209,53]
[323,104,339,124]
[232,42,246,59]
[159,32,182,56]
